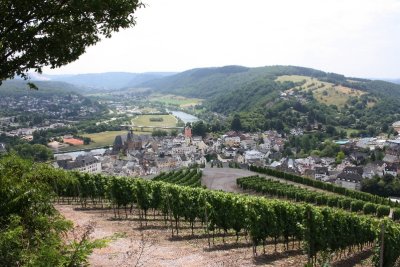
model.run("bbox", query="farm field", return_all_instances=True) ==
[150,94,202,108]
[132,114,177,127]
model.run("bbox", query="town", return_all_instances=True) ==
[46,125,400,193]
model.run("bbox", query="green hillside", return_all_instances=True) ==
[139,65,400,135]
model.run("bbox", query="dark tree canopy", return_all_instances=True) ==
[0,0,143,83]
[192,121,208,137]
[231,114,242,131]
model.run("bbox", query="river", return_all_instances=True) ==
[170,110,199,124]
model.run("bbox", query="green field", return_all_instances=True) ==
[149,94,202,108]
[58,130,146,152]
[132,114,177,127]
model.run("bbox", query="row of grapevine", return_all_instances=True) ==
[153,169,202,187]
[237,176,392,218]
[249,165,398,207]
[44,168,400,267]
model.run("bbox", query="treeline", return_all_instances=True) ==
[362,174,400,198]
[0,134,53,161]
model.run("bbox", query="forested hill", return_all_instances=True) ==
[139,65,400,99]
[139,65,400,135]
[0,80,83,96]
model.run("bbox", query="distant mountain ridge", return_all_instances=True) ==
[0,80,83,95]
[383,79,400,85]
[33,72,176,91]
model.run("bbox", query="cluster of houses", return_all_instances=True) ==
[54,127,206,176]
[53,128,400,191]
[1,123,68,140]
[270,138,400,190]
[53,129,286,177]
[0,94,101,134]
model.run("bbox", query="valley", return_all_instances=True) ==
[2,65,400,266]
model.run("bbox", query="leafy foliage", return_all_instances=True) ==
[0,155,103,266]
[1,0,143,82]
[153,169,202,187]
[362,174,400,198]
[237,176,389,217]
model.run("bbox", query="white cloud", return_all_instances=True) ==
[44,0,400,78]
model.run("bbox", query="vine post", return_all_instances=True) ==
[379,222,385,267]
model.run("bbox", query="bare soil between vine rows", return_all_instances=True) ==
[56,165,373,267]
[57,204,373,267]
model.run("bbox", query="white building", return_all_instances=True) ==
[244,150,264,162]
[56,155,102,174]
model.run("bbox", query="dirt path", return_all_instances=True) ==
[202,167,255,192]
[201,166,337,195]
[57,205,310,267]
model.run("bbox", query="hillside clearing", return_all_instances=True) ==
[275,75,372,108]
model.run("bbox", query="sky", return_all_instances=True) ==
[44,0,400,79]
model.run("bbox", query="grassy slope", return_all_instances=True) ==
[149,94,202,108]
[276,75,369,108]
[131,114,177,127]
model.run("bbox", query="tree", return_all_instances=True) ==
[192,121,208,137]
[152,129,168,137]
[231,114,242,131]
[335,151,345,164]
[1,0,143,84]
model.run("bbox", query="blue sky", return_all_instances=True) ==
[44,0,400,79]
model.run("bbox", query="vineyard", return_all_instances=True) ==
[249,165,398,207]
[237,176,399,219]
[3,155,400,267]
[152,168,202,187]
[42,168,400,266]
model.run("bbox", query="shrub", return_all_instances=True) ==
[377,205,390,218]
[339,198,351,210]
[363,203,377,215]
[351,200,364,212]
[393,208,400,221]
